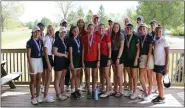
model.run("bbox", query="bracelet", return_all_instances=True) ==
[108,58,111,60]
[117,58,120,59]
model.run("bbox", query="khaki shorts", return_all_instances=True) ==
[139,55,154,69]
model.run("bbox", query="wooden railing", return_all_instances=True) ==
[1,49,184,86]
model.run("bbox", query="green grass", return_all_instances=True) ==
[2,30,31,45]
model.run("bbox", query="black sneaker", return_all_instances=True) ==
[71,92,79,100]
[75,90,81,98]
[152,96,165,104]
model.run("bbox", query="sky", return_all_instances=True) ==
[18,1,138,23]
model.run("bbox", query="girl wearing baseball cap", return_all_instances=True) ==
[26,26,44,105]
[53,27,69,100]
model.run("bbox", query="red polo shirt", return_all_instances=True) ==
[82,34,101,62]
[100,34,111,56]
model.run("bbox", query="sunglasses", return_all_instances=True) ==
[61,31,66,33]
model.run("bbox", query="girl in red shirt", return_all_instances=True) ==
[98,24,112,98]
[82,24,101,99]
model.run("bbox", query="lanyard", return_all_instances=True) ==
[101,34,105,40]
[141,35,147,49]
[62,41,67,51]
[88,34,94,47]
[59,37,67,51]
[126,34,133,49]
[33,38,41,53]
[74,37,80,49]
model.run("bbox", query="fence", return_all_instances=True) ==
[1,49,184,86]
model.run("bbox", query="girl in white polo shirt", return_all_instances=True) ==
[152,26,169,104]
[26,26,44,105]
[42,25,55,102]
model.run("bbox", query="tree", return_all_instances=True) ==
[76,7,84,19]
[56,1,76,21]
[1,2,24,32]
[125,8,137,27]
[97,5,108,27]
[33,19,39,27]
[41,17,52,27]
[85,9,93,25]
[25,22,33,29]
[136,1,184,31]
[67,11,77,26]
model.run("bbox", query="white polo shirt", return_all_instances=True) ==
[153,36,169,66]
[43,35,54,55]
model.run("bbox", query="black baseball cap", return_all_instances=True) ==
[126,23,134,28]
[37,22,45,27]
[150,20,157,25]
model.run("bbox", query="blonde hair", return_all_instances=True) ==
[46,25,54,36]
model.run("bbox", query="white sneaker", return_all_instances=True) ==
[138,93,147,99]
[44,95,55,103]
[66,86,70,92]
[57,94,67,100]
[130,92,137,100]
[40,85,44,93]
[100,92,110,98]
[124,90,132,97]
[138,86,144,91]
[36,96,43,103]
[31,98,38,105]
[143,94,154,101]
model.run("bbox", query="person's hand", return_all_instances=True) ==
[134,59,138,66]
[116,59,120,66]
[30,66,34,73]
[70,63,74,71]
[97,61,100,68]
[48,64,52,72]
[82,62,85,69]
[107,59,111,66]
[164,66,169,74]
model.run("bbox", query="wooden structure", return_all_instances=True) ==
[1,49,184,85]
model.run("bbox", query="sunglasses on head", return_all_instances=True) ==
[61,31,66,33]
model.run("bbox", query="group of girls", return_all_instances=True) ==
[27,15,169,105]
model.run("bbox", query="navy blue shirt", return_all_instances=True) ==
[26,37,43,58]
[68,37,82,56]
[139,34,153,55]
[53,37,68,55]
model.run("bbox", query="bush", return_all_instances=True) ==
[171,27,184,36]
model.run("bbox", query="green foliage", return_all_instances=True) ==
[25,22,33,29]
[67,11,77,26]
[1,2,24,31]
[85,9,93,25]
[33,19,39,27]
[136,1,184,30]
[97,5,108,27]
[77,7,85,19]
[171,26,184,36]
[126,9,137,27]
[41,17,52,27]
[4,19,24,30]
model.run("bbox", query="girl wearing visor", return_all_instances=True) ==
[53,27,69,101]
[26,26,44,105]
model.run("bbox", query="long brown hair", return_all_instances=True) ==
[111,22,121,47]
[77,19,85,36]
